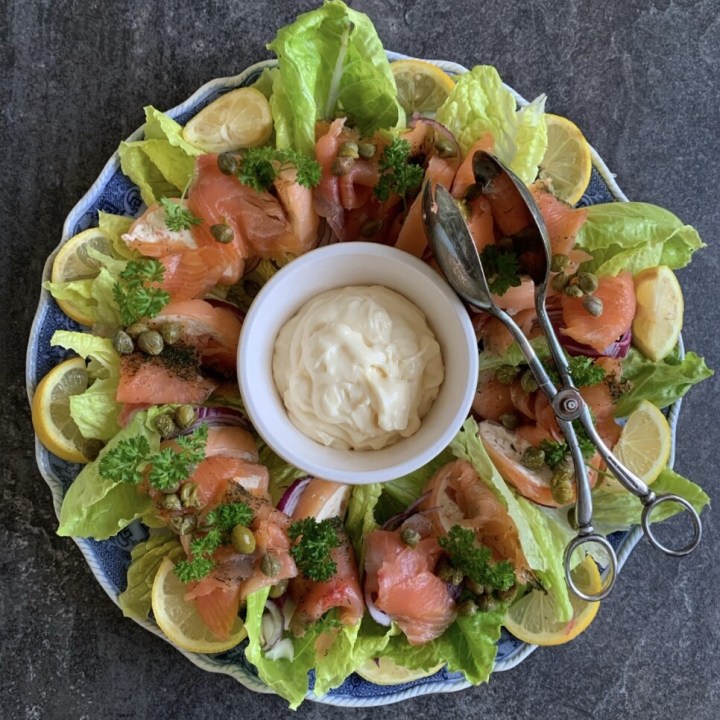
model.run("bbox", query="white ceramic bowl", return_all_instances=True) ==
[238,242,478,484]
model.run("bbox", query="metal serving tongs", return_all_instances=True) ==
[422,151,702,601]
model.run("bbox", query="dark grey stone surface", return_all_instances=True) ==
[3,0,719,718]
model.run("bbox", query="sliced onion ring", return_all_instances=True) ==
[364,588,392,627]
[260,600,284,651]
[277,477,311,516]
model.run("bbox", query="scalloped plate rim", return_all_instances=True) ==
[25,52,684,707]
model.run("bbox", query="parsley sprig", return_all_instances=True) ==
[98,436,150,484]
[439,526,515,592]
[147,424,208,491]
[479,245,521,296]
[159,197,203,232]
[540,422,596,469]
[545,355,607,388]
[112,258,170,325]
[373,138,424,204]
[236,147,322,193]
[206,502,254,531]
[288,517,341,582]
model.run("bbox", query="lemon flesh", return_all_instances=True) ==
[539,114,592,206]
[356,656,444,685]
[632,265,684,362]
[601,400,671,493]
[32,357,90,463]
[391,59,455,116]
[183,87,273,153]
[503,555,601,646]
[151,557,247,654]
[51,228,114,325]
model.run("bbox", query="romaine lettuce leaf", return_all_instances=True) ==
[575,202,705,277]
[118,531,183,621]
[478,336,549,372]
[267,0,403,154]
[57,409,162,539]
[51,330,122,441]
[257,441,307,505]
[118,106,200,205]
[616,346,713,417]
[592,466,709,536]
[345,483,382,567]
[451,418,572,622]
[98,211,135,259]
[436,65,547,184]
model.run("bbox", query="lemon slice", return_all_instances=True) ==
[632,265,684,362]
[151,557,247,654]
[51,228,114,325]
[601,400,671,493]
[503,555,601,646]
[356,656,444,685]
[391,59,455,116]
[539,114,592,206]
[31,357,90,463]
[182,87,273,153]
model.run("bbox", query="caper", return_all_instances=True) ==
[550,253,570,273]
[434,137,458,158]
[261,552,281,577]
[357,142,376,159]
[477,594,499,612]
[465,578,486,596]
[180,481,198,507]
[360,218,383,238]
[463,183,483,202]
[563,283,584,298]
[521,446,546,470]
[155,413,178,439]
[81,438,105,461]
[211,223,234,244]
[331,156,354,176]
[400,528,420,548]
[338,141,359,159]
[437,562,464,586]
[458,599,478,616]
[174,404,196,429]
[582,295,604,317]
[269,579,289,598]
[495,584,518,604]
[158,322,182,346]
[137,330,164,356]
[551,272,569,293]
[170,514,197,535]
[551,461,575,505]
[499,412,521,431]
[495,364,520,385]
[125,322,149,339]
[159,493,182,511]
[577,272,599,295]
[112,329,134,355]
[217,152,241,175]
[520,369,539,394]
[231,525,257,554]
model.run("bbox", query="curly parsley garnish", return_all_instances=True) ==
[438,525,515,592]
[479,245,521,296]
[206,502,253,531]
[545,355,607,388]
[540,422,596,469]
[146,424,208,491]
[373,137,424,203]
[236,147,322,193]
[98,436,150,484]
[112,258,170,325]
[288,517,341,582]
[159,197,203,232]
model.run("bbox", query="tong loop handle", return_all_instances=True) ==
[641,494,702,557]
[564,533,617,602]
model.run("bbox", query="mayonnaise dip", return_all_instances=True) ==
[272,286,444,451]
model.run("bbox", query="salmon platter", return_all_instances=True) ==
[27,1,712,708]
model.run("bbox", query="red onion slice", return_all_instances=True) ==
[277,477,311,516]
[364,587,392,627]
[546,304,632,359]
[168,406,250,439]
[260,600,284,651]
[382,492,432,531]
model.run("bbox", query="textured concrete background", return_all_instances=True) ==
[3,0,719,718]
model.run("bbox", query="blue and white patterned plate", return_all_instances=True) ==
[26,54,684,707]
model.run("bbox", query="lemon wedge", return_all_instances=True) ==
[182,87,273,153]
[151,557,247,654]
[632,265,684,362]
[539,114,592,206]
[356,656,444,685]
[601,400,671,493]
[503,555,601,646]
[51,228,114,325]
[32,357,90,463]
[391,59,455,116]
